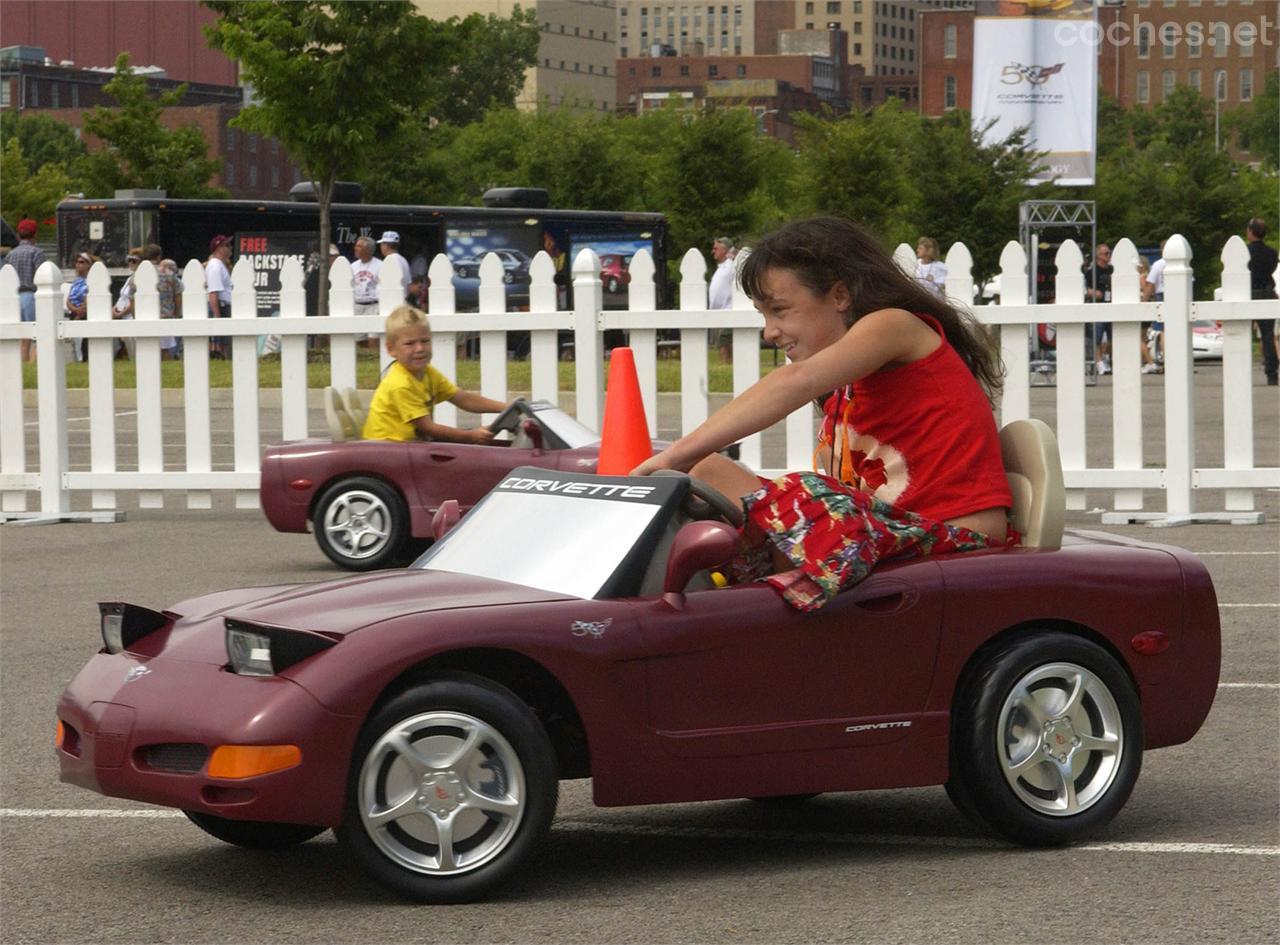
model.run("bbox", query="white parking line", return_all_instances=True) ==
[1218,683,1280,689]
[1219,604,1278,608]
[553,821,1280,857]
[25,410,137,428]
[2,809,1275,857]
[1197,552,1279,556]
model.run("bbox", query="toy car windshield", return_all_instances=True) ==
[489,400,599,450]
[414,467,686,599]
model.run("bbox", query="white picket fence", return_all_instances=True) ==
[1,234,1276,525]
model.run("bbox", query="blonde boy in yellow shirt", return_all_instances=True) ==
[362,305,512,443]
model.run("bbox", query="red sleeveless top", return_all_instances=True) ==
[817,313,1011,523]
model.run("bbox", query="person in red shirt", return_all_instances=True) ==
[634,216,1014,611]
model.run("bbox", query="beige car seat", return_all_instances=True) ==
[340,387,368,431]
[999,418,1065,549]
[324,386,361,442]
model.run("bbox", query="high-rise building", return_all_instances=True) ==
[418,1,617,113]
[614,1,796,58]
[791,1,918,78]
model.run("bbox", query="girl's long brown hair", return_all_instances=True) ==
[738,216,1004,398]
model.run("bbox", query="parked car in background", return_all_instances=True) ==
[599,253,633,294]
[1192,320,1223,361]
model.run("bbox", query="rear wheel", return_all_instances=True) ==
[336,674,558,903]
[312,476,409,571]
[184,811,325,849]
[947,633,1142,846]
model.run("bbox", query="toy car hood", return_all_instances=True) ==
[153,570,575,662]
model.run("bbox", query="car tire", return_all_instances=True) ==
[312,476,409,571]
[336,674,558,903]
[947,632,1142,846]
[184,811,326,849]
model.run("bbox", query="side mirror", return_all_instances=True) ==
[663,520,738,596]
[431,499,460,541]
[520,418,544,452]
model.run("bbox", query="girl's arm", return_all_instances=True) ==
[634,308,937,474]
[449,390,510,415]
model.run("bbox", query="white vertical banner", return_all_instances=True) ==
[972,0,1097,186]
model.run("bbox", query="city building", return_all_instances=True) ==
[919,0,1279,116]
[614,1,796,56]
[417,0,618,112]
[0,0,238,86]
[618,1,919,79]
[616,25,850,141]
[1,50,300,200]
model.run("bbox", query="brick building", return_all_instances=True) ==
[1,53,300,200]
[919,0,1279,116]
[616,25,849,140]
[0,0,238,86]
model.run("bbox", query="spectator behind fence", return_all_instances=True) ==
[915,237,948,299]
[1245,217,1278,387]
[351,235,382,350]
[1141,240,1167,373]
[708,236,736,363]
[157,258,183,360]
[362,305,514,444]
[1086,242,1114,375]
[206,234,233,359]
[64,251,93,362]
[5,218,45,362]
[378,231,413,304]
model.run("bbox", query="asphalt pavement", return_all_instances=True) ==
[1,368,1277,944]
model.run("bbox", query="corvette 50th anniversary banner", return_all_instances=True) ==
[972,0,1097,186]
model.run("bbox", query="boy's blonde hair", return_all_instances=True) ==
[385,304,429,345]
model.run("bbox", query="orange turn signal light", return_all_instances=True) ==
[55,720,65,748]
[207,744,302,780]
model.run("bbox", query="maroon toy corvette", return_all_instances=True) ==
[260,399,619,570]
[58,457,1220,903]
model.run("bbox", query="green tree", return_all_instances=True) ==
[0,138,76,231]
[432,7,540,126]
[0,112,86,173]
[205,1,537,313]
[77,53,225,198]
[1088,85,1271,293]
[1229,70,1279,172]
[912,112,1049,285]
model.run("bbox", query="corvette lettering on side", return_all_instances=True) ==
[845,720,912,733]
[499,477,655,499]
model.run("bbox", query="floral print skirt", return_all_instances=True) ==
[730,472,1016,612]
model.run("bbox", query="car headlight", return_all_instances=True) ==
[226,623,275,676]
[224,618,337,676]
[99,602,169,654]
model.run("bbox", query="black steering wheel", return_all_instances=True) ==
[651,470,744,528]
[488,399,529,435]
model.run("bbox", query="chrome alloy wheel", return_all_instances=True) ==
[357,711,526,876]
[323,489,392,560]
[997,661,1124,817]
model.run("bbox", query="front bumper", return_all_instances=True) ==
[56,650,361,826]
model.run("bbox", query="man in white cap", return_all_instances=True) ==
[378,231,413,303]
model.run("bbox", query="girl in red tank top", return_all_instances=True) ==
[634,217,1016,611]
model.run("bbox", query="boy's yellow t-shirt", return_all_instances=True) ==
[361,361,459,442]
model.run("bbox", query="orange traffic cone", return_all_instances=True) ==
[596,347,653,475]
